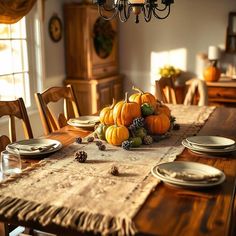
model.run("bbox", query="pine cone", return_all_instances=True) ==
[75,137,82,144]
[122,140,132,150]
[87,136,94,142]
[75,151,87,163]
[99,144,106,151]
[132,117,145,129]
[128,124,136,132]
[96,140,103,146]
[109,165,119,176]
[143,135,153,145]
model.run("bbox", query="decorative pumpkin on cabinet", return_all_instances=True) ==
[99,98,116,125]
[145,113,170,135]
[203,65,221,82]
[113,92,141,126]
[105,124,129,146]
[129,86,157,108]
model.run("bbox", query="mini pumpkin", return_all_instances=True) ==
[105,124,129,146]
[145,113,170,135]
[113,92,141,126]
[99,99,116,125]
[203,66,221,82]
[154,101,171,118]
[129,86,157,108]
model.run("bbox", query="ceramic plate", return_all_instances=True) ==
[151,161,225,188]
[186,136,235,149]
[6,139,62,157]
[67,116,100,128]
[182,139,236,155]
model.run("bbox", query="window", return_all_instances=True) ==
[0,14,36,108]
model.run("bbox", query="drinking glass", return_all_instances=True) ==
[0,150,22,176]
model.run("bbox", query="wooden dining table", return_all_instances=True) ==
[0,106,236,236]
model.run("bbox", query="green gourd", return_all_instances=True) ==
[141,103,154,116]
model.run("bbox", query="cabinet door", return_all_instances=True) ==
[113,80,123,101]
[89,8,118,79]
[97,83,113,110]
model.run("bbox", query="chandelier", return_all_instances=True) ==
[95,0,174,23]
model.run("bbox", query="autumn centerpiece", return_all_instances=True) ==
[95,87,178,150]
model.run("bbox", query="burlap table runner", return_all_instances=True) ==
[0,105,215,235]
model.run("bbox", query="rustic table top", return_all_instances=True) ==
[0,106,236,236]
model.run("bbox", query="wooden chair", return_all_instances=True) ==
[155,76,178,104]
[155,77,208,106]
[0,98,33,142]
[35,85,80,135]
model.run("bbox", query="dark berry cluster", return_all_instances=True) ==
[130,117,144,130]
[122,140,132,150]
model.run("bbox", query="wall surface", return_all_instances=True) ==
[119,0,236,94]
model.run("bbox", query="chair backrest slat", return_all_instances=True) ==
[155,77,177,104]
[35,85,80,135]
[0,98,33,142]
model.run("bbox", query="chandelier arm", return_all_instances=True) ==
[153,4,170,19]
[142,5,152,22]
[119,4,132,22]
[155,4,168,12]
[98,5,118,20]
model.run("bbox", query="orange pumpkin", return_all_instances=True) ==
[113,92,141,126]
[145,113,170,135]
[154,101,171,118]
[105,124,129,146]
[129,86,157,108]
[203,66,221,82]
[99,98,116,125]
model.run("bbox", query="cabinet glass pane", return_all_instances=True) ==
[93,17,115,59]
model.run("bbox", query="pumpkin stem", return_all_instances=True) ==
[132,85,144,94]
[124,92,129,103]
[110,98,116,108]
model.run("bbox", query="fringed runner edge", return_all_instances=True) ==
[0,195,137,236]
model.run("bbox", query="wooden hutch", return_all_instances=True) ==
[63,3,123,115]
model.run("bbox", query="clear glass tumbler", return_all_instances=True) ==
[0,150,22,176]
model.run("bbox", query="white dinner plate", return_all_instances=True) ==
[186,136,235,149]
[67,116,100,128]
[182,139,236,155]
[151,161,225,188]
[6,139,62,157]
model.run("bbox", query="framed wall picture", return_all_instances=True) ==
[48,14,62,42]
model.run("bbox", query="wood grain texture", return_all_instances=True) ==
[63,3,118,80]
[0,98,33,142]
[207,79,236,106]
[65,75,123,115]
[0,107,235,236]
[134,107,236,236]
